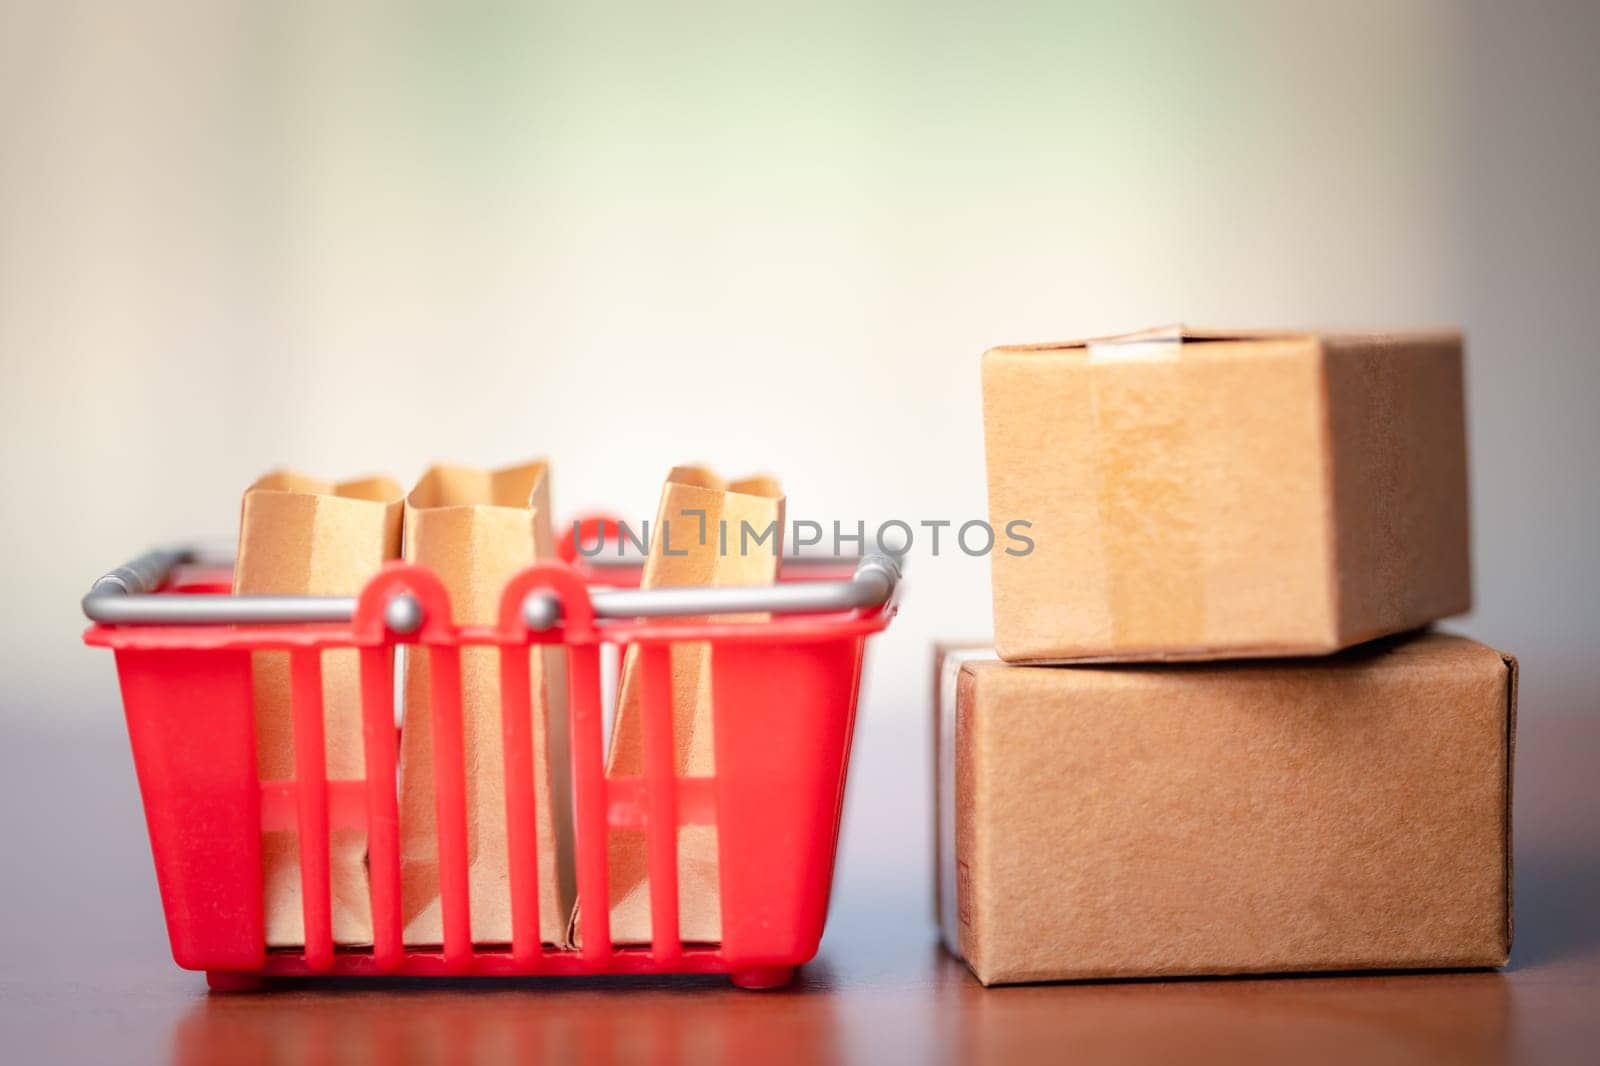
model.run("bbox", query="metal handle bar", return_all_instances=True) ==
[89,546,196,596]
[82,546,901,630]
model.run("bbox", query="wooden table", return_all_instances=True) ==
[3,704,1596,1064]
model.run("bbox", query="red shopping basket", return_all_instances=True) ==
[82,522,899,991]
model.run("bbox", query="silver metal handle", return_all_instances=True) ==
[89,547,195,596]
[523,553,901,631]
[82,546,900,629]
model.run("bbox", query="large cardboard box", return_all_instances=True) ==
[934,633,1516,985]
[981,327,1471,662]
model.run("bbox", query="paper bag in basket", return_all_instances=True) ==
[596,466,785,944]
[398,460,575,946]
[234,470,404,947]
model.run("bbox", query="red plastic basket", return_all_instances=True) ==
[82,522,898,991]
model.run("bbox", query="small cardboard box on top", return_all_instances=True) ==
[981,327,1471,663]
[934,633,1516,986]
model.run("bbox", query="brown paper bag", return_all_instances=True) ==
[233,470,404,948]
[397,460,574,946]
[596,466,785,944]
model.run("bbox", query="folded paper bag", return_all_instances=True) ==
[233,470,404,948]
[586,466,785,945]
[397,460,575,947]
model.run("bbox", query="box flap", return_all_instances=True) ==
[990,325,1462,358]
[992,325,1316,356]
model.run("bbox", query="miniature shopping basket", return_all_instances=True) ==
[81,518,899,991]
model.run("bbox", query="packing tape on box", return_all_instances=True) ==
[1086,338,1204,649]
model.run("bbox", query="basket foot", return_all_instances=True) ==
[729,966,794,990]
[206,971,265,993]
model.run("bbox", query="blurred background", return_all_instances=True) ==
[1,0,1595,851]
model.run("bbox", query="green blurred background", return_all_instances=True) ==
[2,0,1596,736]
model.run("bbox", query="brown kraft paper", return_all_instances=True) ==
[397,460,575,946]
[589,466,785,945]
[233,470,404,947]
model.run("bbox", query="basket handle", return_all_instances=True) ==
[89,546,195,596]
[82,545,901,628]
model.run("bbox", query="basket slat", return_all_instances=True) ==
[498,643,542,966]
[289,649,333,971]
[426,645,473,971]
[568,643,612,964]
[359,645,404,971]
[641,643,682,964]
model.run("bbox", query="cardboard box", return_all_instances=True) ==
[397,460,574,946]
[935,633,1516,985]
[594,466,785,944]
[982,327,1471,662]
[233,470,404,947]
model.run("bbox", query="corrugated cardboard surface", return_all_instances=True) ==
[981,327,1470,662]
[936,632,1515,985]
[397,460,574,946]
[593,466,785,945]
[233,470,404,947]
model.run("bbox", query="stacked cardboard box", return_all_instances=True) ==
[940,327,1515,985]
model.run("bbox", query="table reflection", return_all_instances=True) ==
[175,972,846,1066]
[171,945,1513,1066]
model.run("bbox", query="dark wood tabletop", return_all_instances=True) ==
[3,701,1596,1065]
